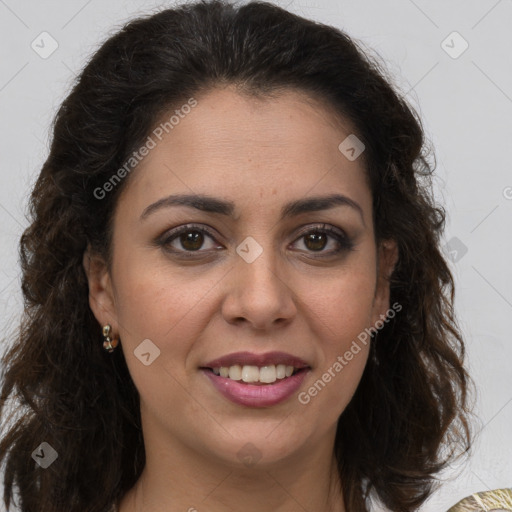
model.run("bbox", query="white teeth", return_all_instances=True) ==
[276,364,286,379]
[228,364,242,381]
[242,365,260,383]
[259,365,276,383]
[211,364,298,383]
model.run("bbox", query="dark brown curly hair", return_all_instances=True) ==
[0,1,475,511]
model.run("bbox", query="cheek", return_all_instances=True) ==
[112,254,212,342]
[295,263,377,344]
[112,261,207,421]
[292,262,375,411]
[296,273,373,421]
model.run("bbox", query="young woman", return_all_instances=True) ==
[0,1,475,511]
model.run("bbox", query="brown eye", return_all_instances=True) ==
[159,224,220,254]
[178,230,205,251]
[292,224,354,256]
[303,232,328,251]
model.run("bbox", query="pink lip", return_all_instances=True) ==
[202,351,310,369]
[201,368,310,407]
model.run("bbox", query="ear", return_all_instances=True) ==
[371,239,399,325]
[82,244,118,331]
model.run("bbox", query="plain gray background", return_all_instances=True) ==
[0,0,511,510]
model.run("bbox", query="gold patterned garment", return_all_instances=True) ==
[447,488,512,511]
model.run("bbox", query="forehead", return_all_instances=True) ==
[152,85,359,163]
[117,86,372,221]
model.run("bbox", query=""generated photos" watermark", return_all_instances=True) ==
[94,97,197,200]
[298,301,402,405]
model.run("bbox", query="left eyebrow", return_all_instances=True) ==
[281,193,365,226]
[139,192,365,226]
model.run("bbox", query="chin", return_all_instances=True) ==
[203,427,308,470]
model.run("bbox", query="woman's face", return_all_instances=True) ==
[85,86,397,469]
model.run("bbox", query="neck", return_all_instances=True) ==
[119,422,345,512]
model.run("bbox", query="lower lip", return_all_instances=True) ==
[201,368,309,407]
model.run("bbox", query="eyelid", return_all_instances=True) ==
[294,222,347,239]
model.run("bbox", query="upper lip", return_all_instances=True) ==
[201,351,310,369]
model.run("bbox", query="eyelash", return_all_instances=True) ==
[157,223,355,258]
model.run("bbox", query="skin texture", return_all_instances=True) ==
[83,86,398,512]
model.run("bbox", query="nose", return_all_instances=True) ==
[221,243,297,331]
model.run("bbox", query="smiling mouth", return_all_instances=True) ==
[201,364,306,385]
